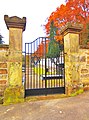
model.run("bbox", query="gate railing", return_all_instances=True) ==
[24,37,65,95]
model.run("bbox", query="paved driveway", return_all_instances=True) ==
[0,91,89,120]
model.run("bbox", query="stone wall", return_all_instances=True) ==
[61,23,89,96]
[79,47,89,90]
[0,45,9,96]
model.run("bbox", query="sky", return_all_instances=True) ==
[0,0,65,48]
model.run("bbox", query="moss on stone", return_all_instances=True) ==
[0,97,3,104]
[3,85,24,105]
[70,89,84,97]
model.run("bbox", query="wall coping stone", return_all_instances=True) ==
[0,44,9,48]
[0,44,9,51]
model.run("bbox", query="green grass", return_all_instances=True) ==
[33,66,54,76]
[33,66,64,87]
[34,66,45,75]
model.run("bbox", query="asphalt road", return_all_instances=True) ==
[0,91,89,120]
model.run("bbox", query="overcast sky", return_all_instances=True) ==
[0,0,65,48]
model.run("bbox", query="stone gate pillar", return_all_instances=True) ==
[61,23,83,96]
[4,15,26,105]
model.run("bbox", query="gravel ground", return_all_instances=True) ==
[0,91,89,120]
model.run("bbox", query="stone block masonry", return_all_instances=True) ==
[61,23,89,95]
[61,23,84,95]
[0,45,9,96]
[79,48,89,90]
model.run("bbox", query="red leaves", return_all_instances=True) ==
[34,40,50,57]
[45,0,89,42]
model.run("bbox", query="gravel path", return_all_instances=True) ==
[0,91,89,120]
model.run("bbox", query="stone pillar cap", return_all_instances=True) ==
[60,23,83,35]
[4,15,26,31]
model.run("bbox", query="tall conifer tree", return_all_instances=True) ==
[47,21,61,58]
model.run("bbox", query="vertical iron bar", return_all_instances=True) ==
[28,43,30,89]
[42,38,44,88]
[60,52,62,87]
[54,58,56,87]
[34,40,36,89]
[35,39,37,88]
[25,43,26,90]
[63,39,65,93]
[37,38,39,88]
[38,37,40,88]
[48,58,50,88]
[30,43,32,89]
[44,37,47,89]
[51,58,52,87]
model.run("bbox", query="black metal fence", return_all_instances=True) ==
[24,37,65,96]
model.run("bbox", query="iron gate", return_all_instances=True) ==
[24,37,65,96]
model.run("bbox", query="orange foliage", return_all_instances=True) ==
[55,35,63,42]
[34,40,50,57]
[45,0,89,42]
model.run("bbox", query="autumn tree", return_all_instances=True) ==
[45,0,89,44]
[34,39,49,58]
